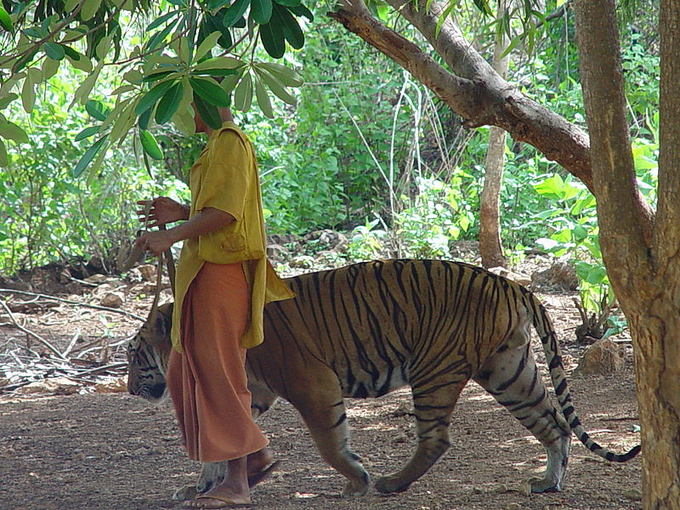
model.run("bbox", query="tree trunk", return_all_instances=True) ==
[573,0,680,508]
[480,1,512,269]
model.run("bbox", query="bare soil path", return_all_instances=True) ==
[0,261,642,510]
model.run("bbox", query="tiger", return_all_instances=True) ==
[127,259,640,498]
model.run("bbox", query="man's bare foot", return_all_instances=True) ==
[186,456,251,509]
[184,480,251,509]
[247,447,274,476]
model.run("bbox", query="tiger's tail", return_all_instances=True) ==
[524,290,641,462]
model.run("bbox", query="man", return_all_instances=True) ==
[136,106,294,509]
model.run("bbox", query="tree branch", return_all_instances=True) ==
[330,0,597,191]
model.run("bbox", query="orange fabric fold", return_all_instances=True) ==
[167,262,268,462]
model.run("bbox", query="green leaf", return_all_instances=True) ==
[135,80,175,115]
[0,6,13,32]
[75,126,101,141]
[43,42,65,61]
[142,69,179,82]
[24,27,44,39]
[273,0,301,6]
[260,21,285,58]
[192,93,223,130]
[233,73,252,111]
[256,62,302,86]
[0,120,29,144]
[21,76,36,113]
[0,94,18,110]
[86,99,109,121]
[195,56,244,71]
[222,0,250,26]
[73,136,108,178]
[139,130,164,160]
[189,77,231,108]
[147,10,180,31]
[202,13,233,50]
[145,18,180,52]
[253,66,296,104]
[12,49,38,73]
[155,81,184,124]
[288,3,313,21]
[254,75,273,118]
[0,139,7,166]
[66,51,93,72]
[251,0,273,23]
[207,0,231,10]
[138,108,152,130]
[195,31,223,62]
[81,0,103,21]
[276,4,304,49]
[196,68,240,77]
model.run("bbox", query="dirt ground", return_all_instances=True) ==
[0,259,642,510]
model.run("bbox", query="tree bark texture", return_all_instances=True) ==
[480,1,512,268]
[574,1,680,508]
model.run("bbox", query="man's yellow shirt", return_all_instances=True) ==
[171,121,294,352]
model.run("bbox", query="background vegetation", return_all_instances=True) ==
[0,2,659,303]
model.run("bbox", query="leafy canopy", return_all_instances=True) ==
[0,0,311,175]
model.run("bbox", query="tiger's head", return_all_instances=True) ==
[127,302,174,402]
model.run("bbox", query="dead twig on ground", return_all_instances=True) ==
[0,289,146,321]
[0,300,68,361]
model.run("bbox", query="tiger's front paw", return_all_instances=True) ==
[172,484,199,501]
[375,475,411,494]
[341,473,370,497]
[528,476,562,493]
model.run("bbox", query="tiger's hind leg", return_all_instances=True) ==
[474,340,571,493]
[374,377,468,494]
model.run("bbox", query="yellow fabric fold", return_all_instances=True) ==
[170,121,294,352]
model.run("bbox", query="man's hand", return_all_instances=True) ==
[137,197,189,228]
[135,230,177,257]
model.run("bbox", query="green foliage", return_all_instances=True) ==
[0,0,309,176]
[0,66,187,275]
[0,0,661,298]
[531,172,625,335]
[394,176,477,258]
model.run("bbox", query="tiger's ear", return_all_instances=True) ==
[158,302,174,320]
[154,303,173,337]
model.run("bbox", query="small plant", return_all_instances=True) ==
[394,176,476,258]
[347,219,389,260]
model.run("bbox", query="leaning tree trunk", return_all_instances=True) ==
[479,1,512,269]
[574,1,680,508]
[329,0,655,242]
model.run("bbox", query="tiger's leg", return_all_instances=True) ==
[291,390,370,497]
[375,378,468,494]
[474,340,571,493]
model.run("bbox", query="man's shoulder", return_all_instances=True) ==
[214,122,250,143]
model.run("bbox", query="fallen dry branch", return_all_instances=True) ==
[0,300,67,360]
[0,288,146,322]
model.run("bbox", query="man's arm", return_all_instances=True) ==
[136,207,234,256]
